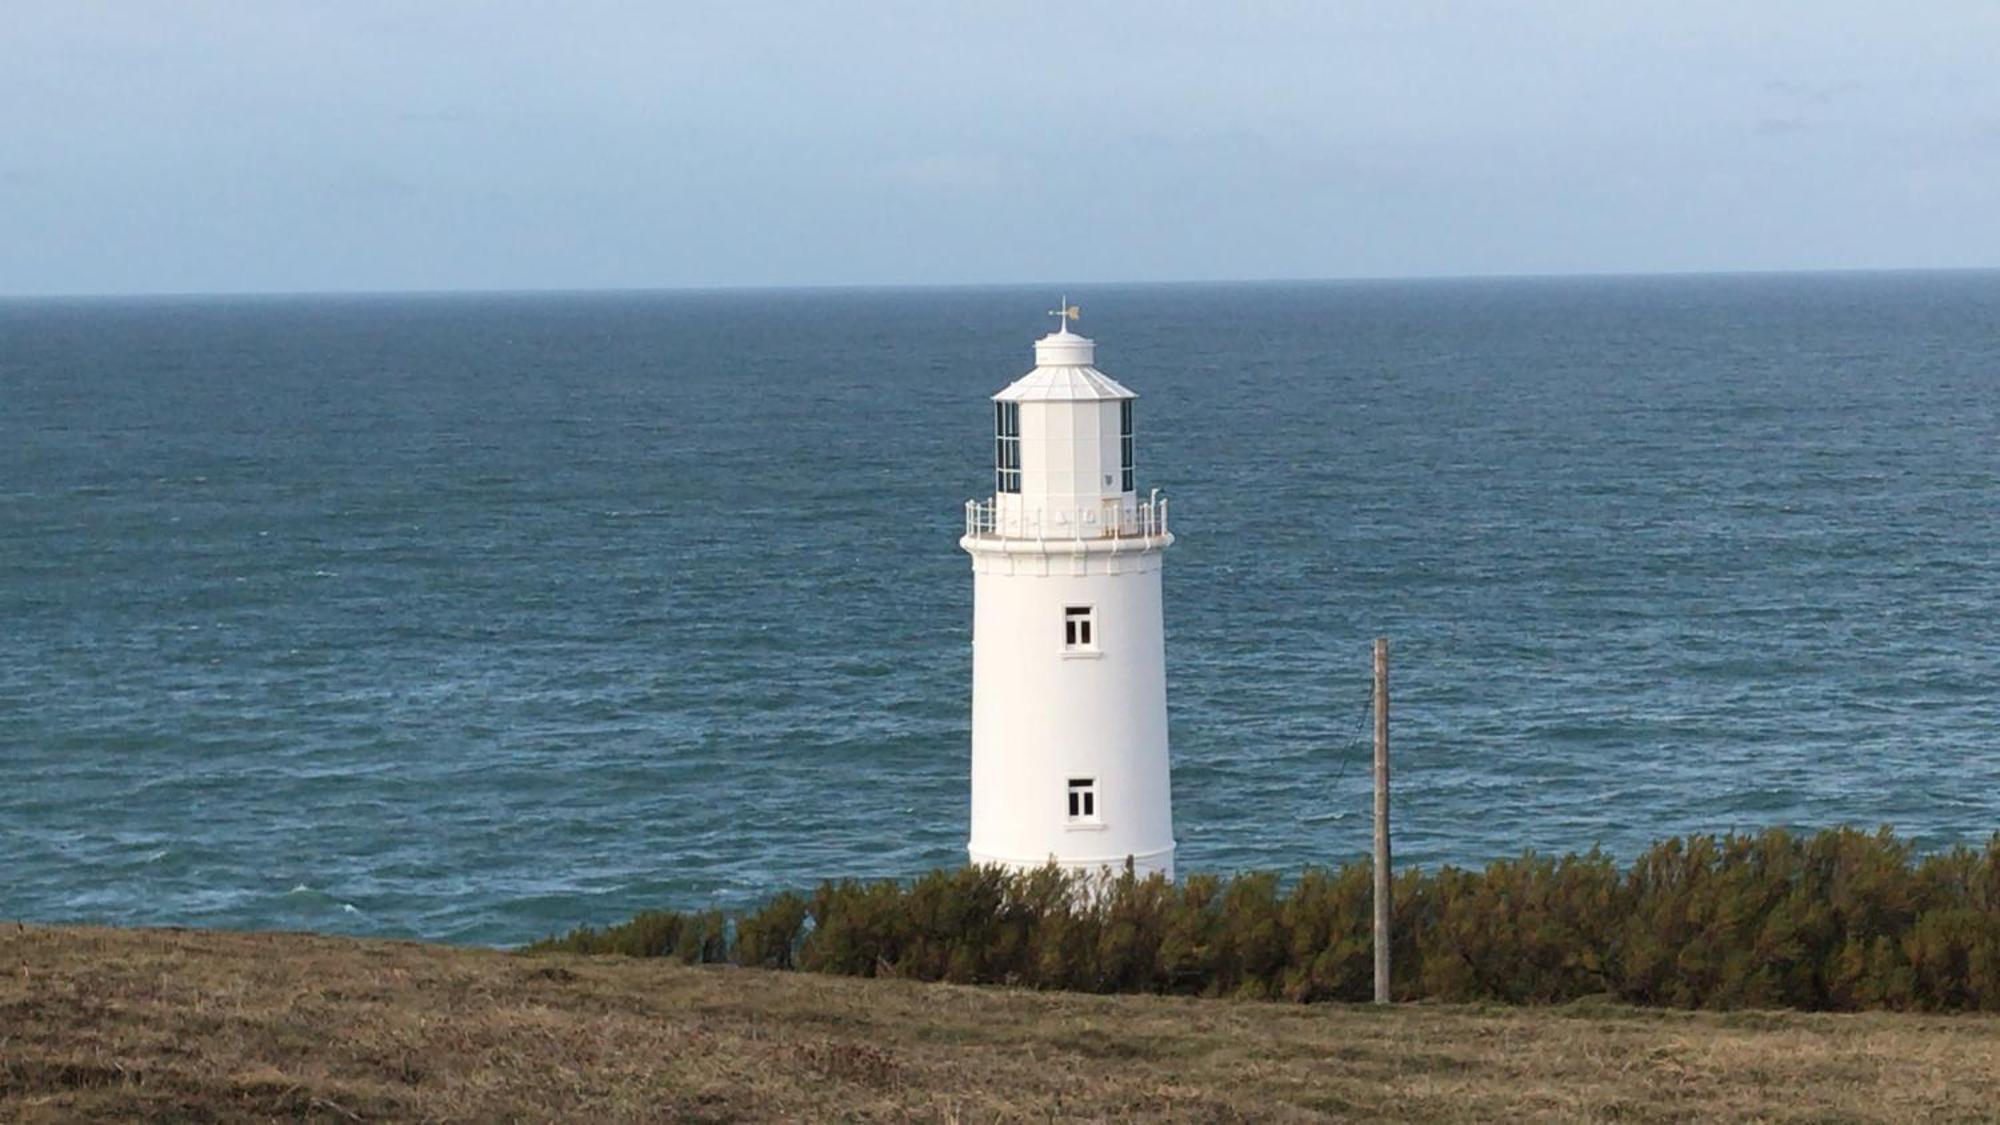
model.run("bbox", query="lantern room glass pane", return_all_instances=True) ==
[994,401,1021,493]
[1119,402,1135,492]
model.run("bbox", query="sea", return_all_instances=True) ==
[3,273,1998,945]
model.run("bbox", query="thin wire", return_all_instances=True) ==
[1329,682,1374,805]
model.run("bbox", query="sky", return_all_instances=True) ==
[3,2,1998,296]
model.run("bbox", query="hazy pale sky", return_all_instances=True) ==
[4,2,1998,295]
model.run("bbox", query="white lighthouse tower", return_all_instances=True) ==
[961,304,1177,881]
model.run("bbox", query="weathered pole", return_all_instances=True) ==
[1372,636,1391,1005]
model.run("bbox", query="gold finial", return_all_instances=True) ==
[1047,296,1080,332]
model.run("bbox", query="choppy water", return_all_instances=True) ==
[4,274,1999,944]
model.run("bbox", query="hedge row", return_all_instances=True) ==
[526,827,2000,1011]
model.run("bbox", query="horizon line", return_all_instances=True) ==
[3,263,1997,303]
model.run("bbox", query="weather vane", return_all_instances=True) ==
[1048,296,1080,329]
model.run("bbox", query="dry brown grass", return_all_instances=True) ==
[5,923,2000,1122]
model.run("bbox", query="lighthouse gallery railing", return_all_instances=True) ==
[963,494,1169,541]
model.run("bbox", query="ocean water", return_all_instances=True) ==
[3,273,1998,945]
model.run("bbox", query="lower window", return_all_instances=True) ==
[1067,777,1097,820]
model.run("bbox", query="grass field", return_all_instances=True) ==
[5,923,2000,1122]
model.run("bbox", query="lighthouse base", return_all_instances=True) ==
[967,843,1175,883]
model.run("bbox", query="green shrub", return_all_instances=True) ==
[1278,865,1371,1002]
[734,892,809,970]
[523,910,686,957]
[674,910,729,964]
[523,828,2000,1012]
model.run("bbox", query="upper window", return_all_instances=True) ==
[995,401,1021,494]
[1119,400,1134,493]
[1063,605,1095,650]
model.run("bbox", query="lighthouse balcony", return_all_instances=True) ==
[963,495,1171,544]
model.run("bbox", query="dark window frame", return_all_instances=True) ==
[995,401,1021,493]
[1119,400,1134,493]
[1063,605,1094,650]
[1067,777,1097,820]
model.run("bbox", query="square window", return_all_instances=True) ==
[1067,777,1097,821]
[1063,605,1094,650]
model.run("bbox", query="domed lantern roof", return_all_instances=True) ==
[992,302,1136,403]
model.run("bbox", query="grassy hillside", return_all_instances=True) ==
[5,924,2000,1122]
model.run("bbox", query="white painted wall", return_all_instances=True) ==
[966,550,1175,878]
[1019,398,1126,514]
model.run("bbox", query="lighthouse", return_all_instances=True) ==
[961,304,1177,881]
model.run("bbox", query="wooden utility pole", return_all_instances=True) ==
[1372,637,1392,1005]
